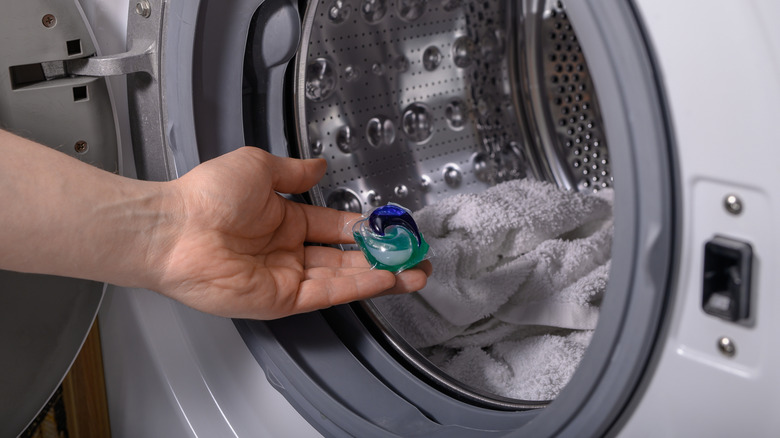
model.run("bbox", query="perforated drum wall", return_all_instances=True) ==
[295,0,610,213]
[293,0,614,408]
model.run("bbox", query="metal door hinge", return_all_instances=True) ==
[69,0,171,181]
[66,44,156,78]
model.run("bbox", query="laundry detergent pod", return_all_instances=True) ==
[350,203,430,273]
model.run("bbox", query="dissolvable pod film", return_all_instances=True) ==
[348,203,430,273]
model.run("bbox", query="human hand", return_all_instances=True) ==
[151,147,431,319]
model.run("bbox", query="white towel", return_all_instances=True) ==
[493,223,612,330]
[414,178,612,328]
[371,293,466,348]
[434,330,594,401]
[370,178,613,400]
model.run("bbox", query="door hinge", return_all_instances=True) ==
[65,44,156,78]
[70,0,171,182]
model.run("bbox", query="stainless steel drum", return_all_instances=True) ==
[294,0,612,408]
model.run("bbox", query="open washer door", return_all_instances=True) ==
[0,2,120,436]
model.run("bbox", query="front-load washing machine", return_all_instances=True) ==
[1,0,778,436]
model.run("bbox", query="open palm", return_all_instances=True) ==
[156,147,430,319]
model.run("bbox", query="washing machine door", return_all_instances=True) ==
[0,0,290,433]
[0,2,120,436]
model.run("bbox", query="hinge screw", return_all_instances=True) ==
[724,194,743,215]
[717,336,736,357]
[135,1,152,18]
[42,14,57,28]
[74,140,88,154]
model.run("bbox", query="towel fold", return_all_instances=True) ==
[414,178,612,328]
[370,178,614,400]
[371,293,466,348]
[494,223,612,330]
[435,330,594,401]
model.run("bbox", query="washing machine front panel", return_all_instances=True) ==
[615,0,780,435]
[88,0,679,435]
[63,0,780,436]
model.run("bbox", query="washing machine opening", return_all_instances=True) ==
[289,0,615,409]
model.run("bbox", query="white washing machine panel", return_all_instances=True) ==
[94,0,777,435]
[4,0,777,435]
[618,0,780,435]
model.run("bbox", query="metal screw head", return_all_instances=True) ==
[724,194,743,215]
[717,336,736,357]
[42,14,56,28]
[135,1,152,18]
[74,140,88,154]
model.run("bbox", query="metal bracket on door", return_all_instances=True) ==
[67,0,174,181]
[66,44,155,78]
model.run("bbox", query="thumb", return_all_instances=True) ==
[269,154,327,194]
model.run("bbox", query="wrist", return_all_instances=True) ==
[0,131,186,291]
[113,179,186,291]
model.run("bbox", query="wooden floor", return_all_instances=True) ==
[21,320,111,438]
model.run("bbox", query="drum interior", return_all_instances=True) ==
[294,0,612,408]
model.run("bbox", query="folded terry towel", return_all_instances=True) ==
[434,330,594,401]
[494,223,612,330]
[371,292,467,348]
[370,178,614,400]
[414,178,612,328]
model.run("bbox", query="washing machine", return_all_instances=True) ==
[1,0,779,436]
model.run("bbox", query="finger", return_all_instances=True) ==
[414,259,434,277]
[293,269,397,313]
[267,153,327,194]
[304,246,371,269]
[304,266,372,280]
[297,203,362,244]
[378,264,431,295]
[304,256,431,285]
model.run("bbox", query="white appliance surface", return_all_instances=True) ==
[617,0,780,435]
[99,287,319,437]
[85,0,780,436]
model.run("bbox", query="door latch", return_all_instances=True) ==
[702,236,753,324]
